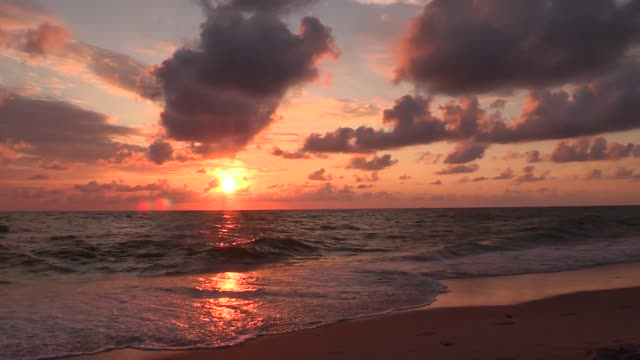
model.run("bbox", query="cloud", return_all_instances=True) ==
[40,161,69,171]
[21,22,69,55]
[493,168,514,180]
[399,174,411,180]
[148,5,338,157]
[28,174,48,180]
[550,137,639,163]
[0,0,54,31]
[74,180,166,193]
[203,0,316,13]
[346,154,397,171]
[585,167,640,181]
[300,64,640,153]
[435,163,478,175]
[355,172,379,183]
[444,142,488,164]
[525,150,542,163]
[395,0,640,94]
[357,184,374,189]
[147,139,174,165]
[0,93,144,164]
[308,168,332,181]
[1,15,157,97]
[417,151,443,164]
[431,180,442,185]
[515,166,548,183]
[271,146,310,159]
[204,178,221,192]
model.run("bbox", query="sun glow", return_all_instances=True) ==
[220,176,238,193]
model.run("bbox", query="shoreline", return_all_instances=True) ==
[72,262,640,360]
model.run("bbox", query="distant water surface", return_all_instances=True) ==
[0,207,639,359]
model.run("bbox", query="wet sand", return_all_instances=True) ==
[75,262,640,360]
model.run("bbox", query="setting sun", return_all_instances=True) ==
[220,177,238,193]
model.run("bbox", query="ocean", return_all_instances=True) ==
[1,206,639,359]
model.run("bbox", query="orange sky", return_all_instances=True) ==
[1,0,639,210]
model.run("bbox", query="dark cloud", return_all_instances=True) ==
[399,174,411,181]
[515,166,548,182]
[74,180,164,193]
[585,169,604,180]
[611,167,640,180]
[0,93,144,164]
[346,154,397,171]
[444,142,488,164]
[457,176,486,184]
[355,172,379,183]
[435,163,478,175]
[300,64,640,153]
[147,139,174,165]
[308,168,332,181]
[271,146,310,159]
[395,0,640,94]
[525,150,542,163]
[493,168,514,180]
[550,137,639,163]
[149,7,338,157]
[356,184,374,190]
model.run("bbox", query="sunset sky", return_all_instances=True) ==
[1,0,639,210]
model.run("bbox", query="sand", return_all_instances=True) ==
[75,263,640,360]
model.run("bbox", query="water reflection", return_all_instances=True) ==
[192,272,264,335]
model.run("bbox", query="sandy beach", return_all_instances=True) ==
[76,262,640,360]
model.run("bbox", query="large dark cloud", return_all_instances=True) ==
[149,6,338,157]
[444,142,488,164]
[300,63,640,154]
[395,0,640,94]
[550,137,640,163]
[0,93,144,163]
[346,154,397,171]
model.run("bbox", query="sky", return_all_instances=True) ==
[0,0,639,210]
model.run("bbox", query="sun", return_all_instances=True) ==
[220,176,238,193]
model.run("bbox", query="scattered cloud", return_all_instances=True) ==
[444,142,488,164]
[550,137,639,163]
[346,154,398,171]
[308,167,333,181]
[435,163,478,175]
